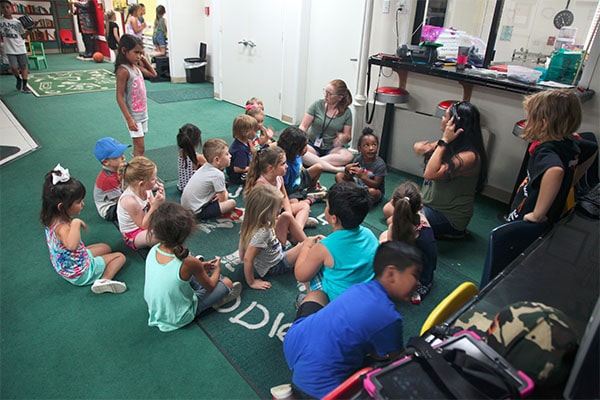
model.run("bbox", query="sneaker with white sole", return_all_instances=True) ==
[294,293,307,310]
[212,281,242,309]
[91,279,127,294]
[304,217,319,229]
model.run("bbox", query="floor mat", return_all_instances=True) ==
[145,145,179,183]
[147,85,214,104]
[26,69,115,97]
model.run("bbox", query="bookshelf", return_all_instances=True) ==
[11,1,56,43]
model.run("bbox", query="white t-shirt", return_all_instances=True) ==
[0,16,26,54]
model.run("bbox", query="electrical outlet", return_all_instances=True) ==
[383,0,390,14]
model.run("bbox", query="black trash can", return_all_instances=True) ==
[184,58,206,83]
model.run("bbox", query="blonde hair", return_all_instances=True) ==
[203,138,228,163]
[521,89,582,142]
[239,185,283,252]
[118,156,156,189]
[232,114,259,141]
[329,79,352,115]
[244,145,285,197]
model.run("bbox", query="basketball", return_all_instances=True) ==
[92,52,104,63]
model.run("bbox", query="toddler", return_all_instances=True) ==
[181,139,237,220]
[117,156,165,250]
[226,115,258,185]
[177,123,206,192]
[336,127,387,206]
[277,126,326,203]
[245,145,314,239]
[506,89,581,223]
[240,185,322,290]
[93,137,130,222]
[41,164,126,294]
[144,202,242,332]
[380,181,437,304]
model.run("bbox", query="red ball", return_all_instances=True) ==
[92,52,104,63]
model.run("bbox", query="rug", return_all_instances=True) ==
[26,69,115,97]
[144,145,179,183]
[171,173,471,398]
[147,85,214,104]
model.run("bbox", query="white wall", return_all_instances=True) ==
[165,0,209,82]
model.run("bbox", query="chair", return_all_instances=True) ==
[59,29,78,53]
[27,42,47,70]
[479,220,548,288]
[420,282,478,336]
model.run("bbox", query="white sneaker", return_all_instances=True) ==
[212,281,242,309]
[91,279,127,294]
[304,217,319,229]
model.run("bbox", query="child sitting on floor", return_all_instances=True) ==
[144,201,242,332]
[336,127,387,206]
[246,103,275,148]
[42,164,127,294]
[245,145,315,239]
[117,156,165,250]
[284,241,422,398]
[93,137,130,222]
[176,123,206,192]
[181,139,238,220]
[277,126,326,204]
[226,114,258,185]
[294,181,379,301]
[380,181,437,304]
[240,185,322,290]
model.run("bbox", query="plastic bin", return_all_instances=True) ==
[184,57,206,83]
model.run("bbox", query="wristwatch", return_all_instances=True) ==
[437,139,447,147]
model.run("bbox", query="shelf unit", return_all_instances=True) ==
[11,1,56,43]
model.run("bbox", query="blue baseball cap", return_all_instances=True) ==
[94,137,130,162]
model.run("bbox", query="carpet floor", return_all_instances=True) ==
[147,84,214,104]
[0,53,508,399]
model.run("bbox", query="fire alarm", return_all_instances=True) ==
[204,6,210,16]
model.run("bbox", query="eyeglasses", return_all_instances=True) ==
[323,89,339,97]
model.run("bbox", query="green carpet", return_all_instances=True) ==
[147,85,214,103]
[145,144,179,183]
[164,172,506,399]
[1,53,509,400]
[27,69,115,97]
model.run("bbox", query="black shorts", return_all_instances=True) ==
[294,301,324,321]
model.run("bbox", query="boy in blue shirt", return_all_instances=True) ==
[284,241,422,398]
[294,181,379,300]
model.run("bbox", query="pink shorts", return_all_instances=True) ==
[122,227,146,250]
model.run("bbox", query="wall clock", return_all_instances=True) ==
[554,1,574,29]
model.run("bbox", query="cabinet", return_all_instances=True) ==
[11,1,56,43]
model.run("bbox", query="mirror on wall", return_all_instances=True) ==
[411,0,600,67]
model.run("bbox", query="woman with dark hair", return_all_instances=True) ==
[413,101,488,238]
[300,79,354,173]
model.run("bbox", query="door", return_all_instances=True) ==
[303,0,365,111]
[218,1,284,119]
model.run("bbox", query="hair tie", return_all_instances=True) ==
[245,103,260,112]
[403,196,410,201]
[51,163,70,185]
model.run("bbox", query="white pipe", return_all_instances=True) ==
[355,0,374,106]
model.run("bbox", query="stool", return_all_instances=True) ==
[374,86,409,163]
[435,100,459,118]
[512,119,526,137]
[151,56,170,82]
